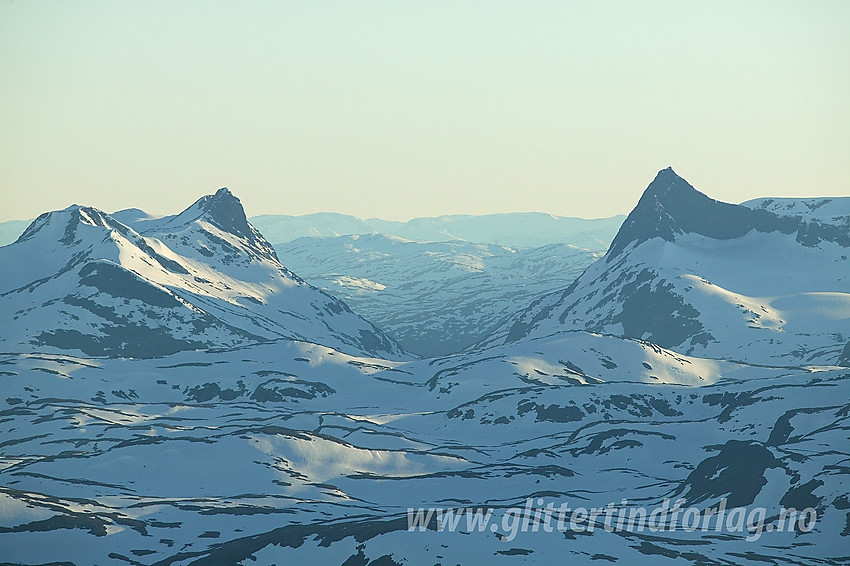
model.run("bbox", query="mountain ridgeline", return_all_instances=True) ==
[608,167,850,258]
[0,188,404,359]
[2,171,847,365]
[496,168,850,367]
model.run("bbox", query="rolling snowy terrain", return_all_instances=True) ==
[1,339,847,565]
[1,171,848,565]
[275,235,604,356]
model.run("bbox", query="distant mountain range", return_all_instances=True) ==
[2,212,624,249]
[1,211,624,249]
[250,211,626,249]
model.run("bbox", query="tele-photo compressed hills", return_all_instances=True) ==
[0,169,848,565]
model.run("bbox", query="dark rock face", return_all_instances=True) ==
[677,440,783,507]
[199,188,253,240]
[35,326,207,358]
[516,400,584,423]
[839,342,850,367]
[607,167,850,260]
[611,270,713,348]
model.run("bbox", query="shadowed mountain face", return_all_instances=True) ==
[493,168,850,366]
[608,167,850,258]
[198,187,254,239]
[0,189,405,359]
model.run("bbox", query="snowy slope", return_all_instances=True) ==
[742,196,850,225]
[251,211,625,248]
[0,189,404,359]
[276,234,604,356]
[492,168,850,366]
[0,339,847,565]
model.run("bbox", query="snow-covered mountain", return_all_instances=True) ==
[0,189,403,359]
[742,196,850,224]
[276,234,604,356]
[2,173,848,565]
[491,168,850,366]
[251,211,626,248]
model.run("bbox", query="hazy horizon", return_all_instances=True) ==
[1,203,630,225]
[2,1,848,222]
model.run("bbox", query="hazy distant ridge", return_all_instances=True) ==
[250,211,626,248]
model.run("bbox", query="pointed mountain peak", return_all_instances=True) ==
[607,169,746,259]
[199,187,251,237]
[640,167,703,203]
[605,168,850,260]
[149,188,281,264]
[166,187,253,239]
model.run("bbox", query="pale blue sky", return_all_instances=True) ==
[1,1,848,221]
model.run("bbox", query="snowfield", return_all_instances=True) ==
[1,343,847,565]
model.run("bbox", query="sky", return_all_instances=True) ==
[1,1,848,222]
